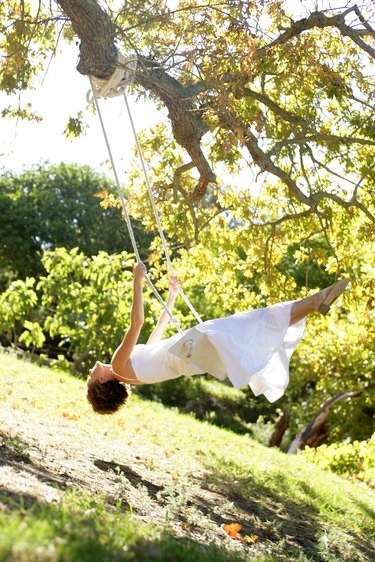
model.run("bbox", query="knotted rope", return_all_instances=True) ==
[87,51,203,329]
[86,52,137,102]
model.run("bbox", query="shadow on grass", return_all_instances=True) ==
[92,458,322,560]
[195,456,375,562]
[0,442,257,562]
[0,430,93,520]
[94,459,164,498]
[0,437,72,492]
[0,488,266,562]
[0,488,43,511]
[135,376,275,436]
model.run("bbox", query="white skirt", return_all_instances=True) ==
[130,301,306,403]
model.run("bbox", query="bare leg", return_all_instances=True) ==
[290,288,329,326]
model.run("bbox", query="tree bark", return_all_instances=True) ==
[269,409,290,448]
[57,0,117,76]
[56,0,375,213]
[288,390,363,454]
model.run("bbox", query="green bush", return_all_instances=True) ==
[302,433,375,486]
[0,277,38,343]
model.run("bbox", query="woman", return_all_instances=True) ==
[87,262,348,414]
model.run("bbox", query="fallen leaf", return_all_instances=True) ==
[243,534,259,544]
[223,522,242,539]
[62,412,79,420]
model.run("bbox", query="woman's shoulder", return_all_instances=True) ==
[131,343,147,354]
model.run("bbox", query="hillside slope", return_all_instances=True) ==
[0,350,374,562]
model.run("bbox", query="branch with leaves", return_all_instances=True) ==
[2,1,374,228]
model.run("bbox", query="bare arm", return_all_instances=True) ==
[111,263,146,375]
[147,276,181,345]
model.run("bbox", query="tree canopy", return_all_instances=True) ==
[1,0,374,228]
[0,163,152,285]
[0,1,374,446]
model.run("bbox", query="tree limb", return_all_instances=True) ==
[134,56,216,202]
[270,134,375,155]
[249,209,315,228]
[288,389,364,454]
[224,116,375,223]
[230,122,313,207]
[257,9,375,61]
[314,192,375,222]
[57,0,117,75]
[169,161,195,203]
[242,87,307,125]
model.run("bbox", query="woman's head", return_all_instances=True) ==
[86,361,129,414]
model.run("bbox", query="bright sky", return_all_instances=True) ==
[0,42,162,181]
[0,0,178,179]
[0,0,360,182]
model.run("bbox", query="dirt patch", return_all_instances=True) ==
[0,407,252,554]
[1,401,373,562]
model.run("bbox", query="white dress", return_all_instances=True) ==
[130,301,306,403]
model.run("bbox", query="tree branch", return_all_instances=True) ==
[314,192,375,223]
[57,0,117,76]
[169,161,194,202]
[270,134,375,155]
[168,164,200,243]
[224,115,375,223]
[134,56,216,202]
[304,145,358,187]
[231,123,313,207]
[249,208,315,228]
[242,87,307,125]
[257,9,375,61]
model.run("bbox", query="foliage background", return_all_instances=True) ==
[0,167,373,447]
[0,0,374,455]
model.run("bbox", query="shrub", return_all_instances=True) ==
[302,433,375,486]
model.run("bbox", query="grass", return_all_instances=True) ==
[1,492,258,562]
[0,349,374,562]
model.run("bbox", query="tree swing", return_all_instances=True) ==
[87,51,227,378]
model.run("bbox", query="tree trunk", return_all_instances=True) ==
[269,409,289,448]
[57,0,215,202]
[288,390,363,454]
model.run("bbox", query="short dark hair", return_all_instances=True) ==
[87,379,129,414]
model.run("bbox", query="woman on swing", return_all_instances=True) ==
[87,262,348,414]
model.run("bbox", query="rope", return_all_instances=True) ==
[86,52,137,102]
[87,50,203,327]
[88,75,182,332]
[122,94,203,324]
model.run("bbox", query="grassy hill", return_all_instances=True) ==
[0,350,374,562]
